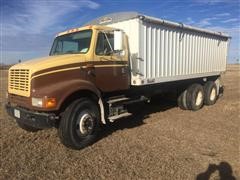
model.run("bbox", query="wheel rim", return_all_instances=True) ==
[78,113,94,136]
[196,91,203,106]
[210,88,216,101]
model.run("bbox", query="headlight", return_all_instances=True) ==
[32,97,43,107]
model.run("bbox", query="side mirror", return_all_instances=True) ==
[114,30,123,51]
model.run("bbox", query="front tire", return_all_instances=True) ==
[58,98,100,150]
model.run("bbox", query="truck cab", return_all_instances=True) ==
[6,25,133,148]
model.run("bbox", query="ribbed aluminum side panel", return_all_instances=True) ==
[108,18,229,86]
[135,21,228,85]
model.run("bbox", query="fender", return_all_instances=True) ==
[32,78,100,108]
[31,79,106,124]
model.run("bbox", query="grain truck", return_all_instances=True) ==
[5,12,230,149]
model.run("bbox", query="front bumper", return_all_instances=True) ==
[5,103,57,129]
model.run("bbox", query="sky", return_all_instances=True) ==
[1,0,240,64]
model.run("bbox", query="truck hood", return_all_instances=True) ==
[10,54,87,76]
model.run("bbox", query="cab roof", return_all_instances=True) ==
[56,25,116,37]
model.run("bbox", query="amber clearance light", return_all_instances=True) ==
[44,98,57,108]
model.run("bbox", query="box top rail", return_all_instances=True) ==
[85,11,230,39]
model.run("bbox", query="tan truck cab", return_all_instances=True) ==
[6,25,131,148]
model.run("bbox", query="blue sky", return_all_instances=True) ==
[1,0,239,64]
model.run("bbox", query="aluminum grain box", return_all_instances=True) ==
[87,12,230,86]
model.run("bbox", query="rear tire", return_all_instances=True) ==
[177,89,188,110]
[186,84,204,111]
[58,98,100,150]
[16,119,40,132]
[204,81,218,105]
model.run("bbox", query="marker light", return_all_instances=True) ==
[45,98,57,108]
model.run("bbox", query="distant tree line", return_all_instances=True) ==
[0,63,15,70]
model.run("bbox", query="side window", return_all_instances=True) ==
[96,32,114,55]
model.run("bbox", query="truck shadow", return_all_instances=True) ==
[98,95,177,140]
[196,162,236,180]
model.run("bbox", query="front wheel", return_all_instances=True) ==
[58,98,100,150]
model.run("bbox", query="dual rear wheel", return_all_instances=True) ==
[178,81,218,111]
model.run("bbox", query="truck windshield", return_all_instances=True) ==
[50,30,92,55]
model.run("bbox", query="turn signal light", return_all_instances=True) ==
[44,98,57,108]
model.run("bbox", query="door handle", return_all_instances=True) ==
[86,64,95,77]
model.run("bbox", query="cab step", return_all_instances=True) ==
[107,97,130,105]
[108,112,132,122]
[107,95,149,107]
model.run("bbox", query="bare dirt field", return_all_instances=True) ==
[0,65,239,179]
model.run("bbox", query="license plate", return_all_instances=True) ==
[14,109,20,118]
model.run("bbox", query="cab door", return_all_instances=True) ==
[93,31,129,92]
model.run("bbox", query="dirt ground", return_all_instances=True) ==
[0,65,239,179]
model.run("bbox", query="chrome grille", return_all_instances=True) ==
[9,69,30,92]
